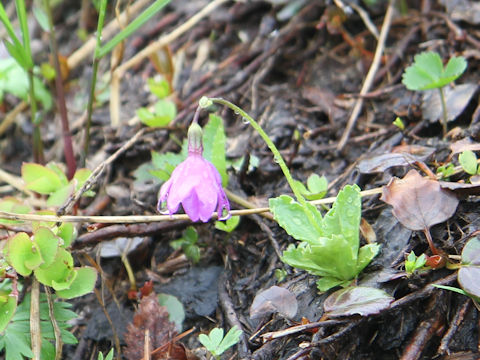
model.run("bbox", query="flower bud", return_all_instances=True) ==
[187,122,203,154]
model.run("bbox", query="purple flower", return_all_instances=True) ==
[157,123,230,222]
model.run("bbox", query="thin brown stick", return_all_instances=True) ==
[45,287,63,360]
[337,0,395,150]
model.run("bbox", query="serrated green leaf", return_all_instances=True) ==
[33,227,59,268]
[22,163,63,194]
[203,114,228,186]
[4,232,41,276]
[356,243,380,274]
[0,295,16,333]
[321,184,361,253]
[444,56,467,80]
[459,150,478,175]
[158,293,185,331]
[269,195,322,244]
[56,266,97,299]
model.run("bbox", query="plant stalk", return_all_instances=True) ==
[28,70,45,164]
[209,98,321,232]
[45,287,63,360]
[438,87,448,137]
[30,278,42,360]
[44,0,77,179]
[81,0,108,167]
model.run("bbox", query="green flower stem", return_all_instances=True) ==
[28,70,45,164]
[208,97,321,231]
[81,0,107,166]
[438,87,448,137]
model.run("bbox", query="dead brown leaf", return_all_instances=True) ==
[250,286,298,320]
[380,169,459,231]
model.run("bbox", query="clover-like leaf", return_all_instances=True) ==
[0,295,17,333]
[458,237,480,298]
[22,163,63,194]
[4,232,42,276]
[34,248,73,288]
[402,52,467,91]
[33,227,59,268]
[55,267,97,299]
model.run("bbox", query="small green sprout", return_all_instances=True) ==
[436,163,455,179]
[97,349,114,360]
[405,251,427,275]
[170,226,201,264]
[215,216,240,233]
[198,326,242,360]
[393,117,405,131]
[294,174,328,201]
[459,150,479,176]
[402,51,467,136]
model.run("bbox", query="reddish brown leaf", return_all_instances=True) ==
[124,293,178,360]
[380,169,459,231]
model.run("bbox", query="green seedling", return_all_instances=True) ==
[436,163,455,179]
[170,226,201,264]
[158,293,185,332]
[97,349,114,360]
[22,162,94,207]
[405,251,427,275]
[271,184,380,291]
[393,117,405,131]
[198,326,243,360]
[0,293,78,359]
[137,78,176,127]
[294,174,328,201]
[215,216,240,233]
[459,150,480,176]
[402,51,467,136]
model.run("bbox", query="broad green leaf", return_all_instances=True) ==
[158,293,185,331]
[184,244,200,264]
[46,163,69,186]
[198,333,214,352]
[0,295,16,333]
[316,277,350,292]
[324,286,394,317]
[217,326,242,355]
[0,197,31,224]
[321,184,361,253]
[270,195,322,244]
[22,163,63,194]
[459,150,478,175]
[356,243,381,274]
[141,99,176,127]
[457,237,480,298]
[306,174,328,200]
[4,232,41,276]
[461,237,480,265]
[33,227,59,268]
[203,114,228,186]
[56,266,97,299]
[444,56,467,81]
[215,216,240,232]
[34,248,73,287]
[208,327,224,350]
[47,183,74,207]
[150,150,185,181]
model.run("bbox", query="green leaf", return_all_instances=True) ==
[217,326,242,355]
[22,163,63,194]
[184,244,201,264]
[321,184,361,253]
[34,248,73,287]
[150,150,185,181]
[158,293,185,331]
[306,174,328,200]
[57,222,76,247]
[459,150,478,175]
[356,243,380,274]
[316,277,350,292]
[0,295,16,333]
[4,232,41,276]
[215,216,240,233]
[148,99,177,126]
[269,195,322,244]
[0,197,31,225]
[33,227,59,268]
[203,114,228,186]
[148,78,170,98]
[402,52,467,90]
[56,266,97,299]
[32,5,49,32]
[47,183,75,207]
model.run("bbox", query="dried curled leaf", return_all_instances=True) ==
[380,169,459,231]
[249,286,298,320]
[124,293,179,360]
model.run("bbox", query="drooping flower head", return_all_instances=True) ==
[157,120,230,222]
